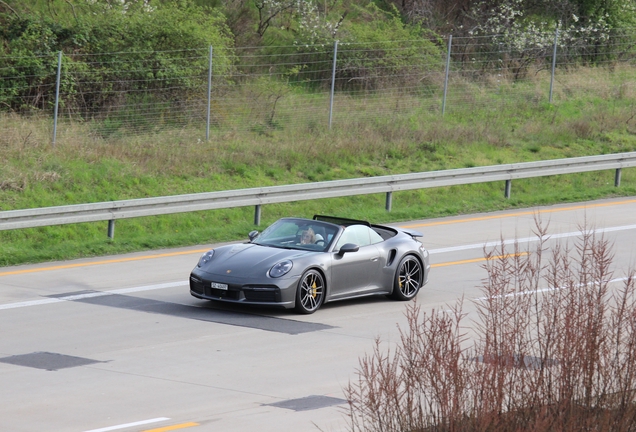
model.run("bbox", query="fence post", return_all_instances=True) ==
[52,51,62,147]
[442,35,452,116]
[505,180,512,199]
[615,168,622,187]
[206,46,213,141]
[549,27,559,103]
[328,40,339,129]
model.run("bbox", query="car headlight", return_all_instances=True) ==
[269,260,293,278]
[197,250,215,267]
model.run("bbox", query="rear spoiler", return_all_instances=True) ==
[401,228,423,238]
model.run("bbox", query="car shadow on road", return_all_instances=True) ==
[73,292,335,335]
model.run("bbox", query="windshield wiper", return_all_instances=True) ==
[254,242,295,250]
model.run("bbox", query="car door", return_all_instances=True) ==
[328,225,381,299]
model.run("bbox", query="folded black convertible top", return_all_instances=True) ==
[313,215,370,227]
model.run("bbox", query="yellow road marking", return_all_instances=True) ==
[142,422,199,432]
[401,198,636,228]
[0,249,210,277]
[2,198,634,277]
[431,252,528,268]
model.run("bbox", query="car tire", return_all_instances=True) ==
[295,269,325,314]
[391,255,423,301]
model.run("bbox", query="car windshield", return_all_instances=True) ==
[251,219,339,252]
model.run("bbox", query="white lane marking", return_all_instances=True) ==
[0,298,63,309]
[473,276,632,301]
[428,224,636,254]
[83,417,170,432]
[0,281,188,311]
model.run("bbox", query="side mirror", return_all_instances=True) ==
[248,230,259,241]
[338,243,359,255]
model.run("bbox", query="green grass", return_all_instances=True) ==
[2,65,636,267]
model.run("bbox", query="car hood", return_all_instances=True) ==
[197,243,315,278]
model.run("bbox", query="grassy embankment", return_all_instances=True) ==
[2,66,636,266]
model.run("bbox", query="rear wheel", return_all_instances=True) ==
[391,255,423,300]
[295,269,325,314]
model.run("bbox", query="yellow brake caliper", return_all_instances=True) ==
[312,281,317,298]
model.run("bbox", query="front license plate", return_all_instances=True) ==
[211,282,228,290]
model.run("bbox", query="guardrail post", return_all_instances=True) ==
[107,220,115,239]
[254,205,261,226]
[505,180,512,199]
[385,192,392,211]
[615,168,622,187]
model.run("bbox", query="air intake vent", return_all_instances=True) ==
[387,249,397,266]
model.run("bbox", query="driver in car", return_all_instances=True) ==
[300,228,316,244]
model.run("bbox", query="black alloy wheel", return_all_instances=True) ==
[295,269,325,314]
[391,255,423,300]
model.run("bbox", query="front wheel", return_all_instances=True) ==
[295,269,325,314]
[391,255,423,301]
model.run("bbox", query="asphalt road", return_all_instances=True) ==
[2,197,636,432]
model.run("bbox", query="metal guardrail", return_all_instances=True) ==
[2,152,636,238]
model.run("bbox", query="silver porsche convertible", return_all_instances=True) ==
[189,215,430,314]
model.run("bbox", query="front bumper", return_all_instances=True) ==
[189,269,297,308]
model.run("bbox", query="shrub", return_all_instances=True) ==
[0,1,234,116]
[303,3,443,92]
[347,218,636,431]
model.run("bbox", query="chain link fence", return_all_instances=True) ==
[1,29,636,143]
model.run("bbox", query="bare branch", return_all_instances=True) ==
[0,0,20,18]
[65,0,78,22]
